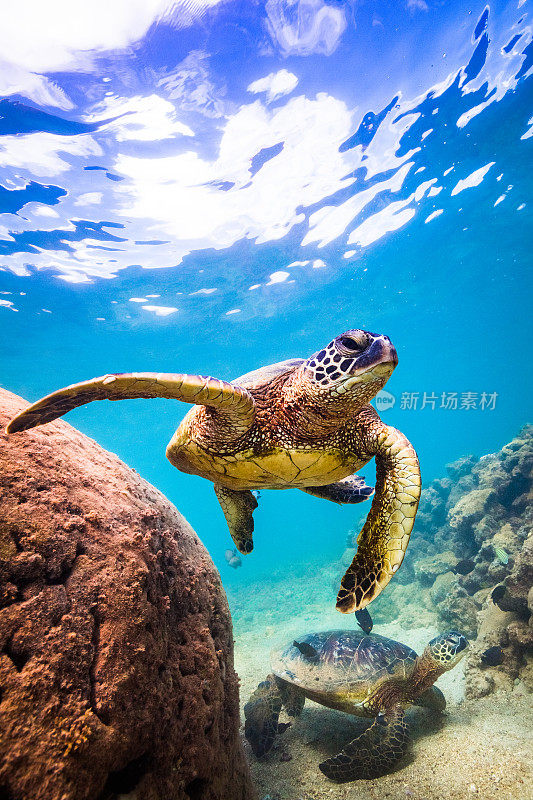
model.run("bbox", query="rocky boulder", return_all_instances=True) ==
[414,551,458,586]
[0,390,254,800]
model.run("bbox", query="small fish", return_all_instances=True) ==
[355,608,373,634]
[481,646,504,666]
[493,546,509,565]
[293,640,319,661]
[454,558,475,575]
[224,548,242,568]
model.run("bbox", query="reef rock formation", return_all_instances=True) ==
[360,425,532,696]
[0,390,254,800]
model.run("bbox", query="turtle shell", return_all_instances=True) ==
[271,630,417,711]
[232,358,304,389]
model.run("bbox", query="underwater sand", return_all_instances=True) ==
[230,568,533,800]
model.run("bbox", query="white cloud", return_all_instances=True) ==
[0,1,228,108]
[406,0,428,12]
[521,116,533,140]
[451,162,495,196]
[266,270,290,285]
[425,209,443,223]
[0,133,101,176]
[248,70,298,103]
[344,178,437,249]
[348,178,436,247]
[129,297,148,302]
[75,193,103,206]
[302,161,414,248]
[190,287,217,295]
[456,99,494,129]
[32,205,61,218]
[141,304,178,316]
[1,1,226,73]
[114,92,356,257]
[413,178,437,201]
[157,50,226,118]
[265,0,347,57]
[0,299,18,311]
[3,8,525,285]
[347,200,416,248]
[0,61,73,110]
[226,308,241,315]
[86,94,194,141]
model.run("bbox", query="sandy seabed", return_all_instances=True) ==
[232,595,533,800]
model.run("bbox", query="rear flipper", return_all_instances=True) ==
[244,675,283,757]
[302,475,374,505]
[319,707,409,783]
[214,485,258,554]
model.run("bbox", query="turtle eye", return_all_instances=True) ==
[338,333,368,352]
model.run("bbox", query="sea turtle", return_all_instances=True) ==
[6,329,420,612]
[244,629,468,782]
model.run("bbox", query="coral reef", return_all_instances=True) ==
[0,390,254,800]
[346,426,532,697]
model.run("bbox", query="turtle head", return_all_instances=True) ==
[302,330,397,411]
[425,631,469,671]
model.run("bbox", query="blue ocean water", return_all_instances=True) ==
[0,0,531,594]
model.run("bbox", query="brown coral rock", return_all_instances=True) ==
[0,390,254,800]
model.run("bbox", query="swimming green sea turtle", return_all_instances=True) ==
[6,329,420,612]
[244,629,468,782]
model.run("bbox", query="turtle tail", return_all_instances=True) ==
[319,707,409,783]
[244,675,283,757]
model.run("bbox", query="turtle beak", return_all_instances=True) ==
[351,335,398,378]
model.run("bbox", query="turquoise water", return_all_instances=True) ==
[0,0,531,595]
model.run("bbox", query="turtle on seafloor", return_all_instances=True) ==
[244,629,468,783]
[6,329,421,612]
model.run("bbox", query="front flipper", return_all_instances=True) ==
[319,707,409,783]
[414,685,446,712]
[278,681,305,717]
[214,485,258,554]
[244,675,283,757]
[302,474,374,505]
[337,426,420,613]
[6,372,254,436]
